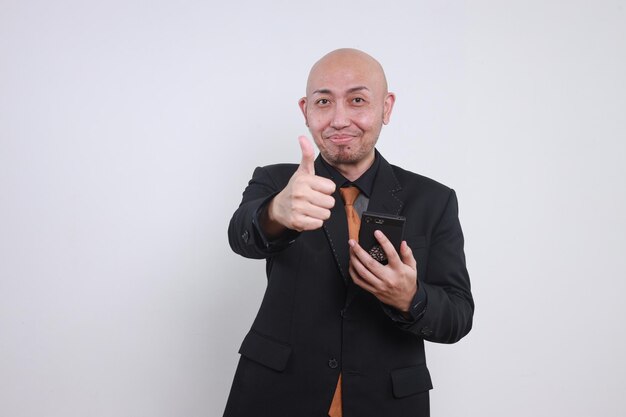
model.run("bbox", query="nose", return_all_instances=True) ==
[330,102,350,129]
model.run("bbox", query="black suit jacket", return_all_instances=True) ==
[224,153,473,417]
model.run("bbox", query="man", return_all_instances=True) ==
[224,48,473,417]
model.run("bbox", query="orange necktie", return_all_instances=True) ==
[328,186,361,417]
[340,186,361,241]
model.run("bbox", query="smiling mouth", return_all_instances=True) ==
[327,135,357,144]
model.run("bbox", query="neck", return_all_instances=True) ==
[329,152,375,182]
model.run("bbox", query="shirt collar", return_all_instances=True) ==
[319,150,380,198]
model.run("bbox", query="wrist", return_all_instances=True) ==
[399,285,418,313]
[261,199,287,239]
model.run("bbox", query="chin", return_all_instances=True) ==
[323,148,370,166]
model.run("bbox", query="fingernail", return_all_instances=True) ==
[374,230,382,238]
[348,240,356,247]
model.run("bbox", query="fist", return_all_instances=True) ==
[267,136,336,232]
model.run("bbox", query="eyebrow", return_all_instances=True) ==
[312,86,370,95]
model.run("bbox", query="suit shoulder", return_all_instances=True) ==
[257,163,299,177]
[251,163,298,187]
[390,164,452,195]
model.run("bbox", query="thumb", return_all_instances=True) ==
[297,135,316,175]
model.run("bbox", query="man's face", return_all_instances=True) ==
[299,51,395,173]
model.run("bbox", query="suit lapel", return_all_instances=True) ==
[366,154,404,216]
[316,157,351,284]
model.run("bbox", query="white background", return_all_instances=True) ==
[1,1,625,416]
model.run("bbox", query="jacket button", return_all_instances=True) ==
[328,358,338,369]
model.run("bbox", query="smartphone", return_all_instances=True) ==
[358,211,406,264]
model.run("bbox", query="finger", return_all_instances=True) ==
[349,240,384,276]
[291,173,335,199]
[293,215,324,231]
[308,176,336,195]
[299,204,332,222]
[350,251,383,288]
[306,190,335,210]
[399,241,417,270]
[374,230,402,266]
[297,135,315,175]
[348,239,370,262]
[349,263,379,294]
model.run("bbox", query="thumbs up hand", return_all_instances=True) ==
[264,136,336,234]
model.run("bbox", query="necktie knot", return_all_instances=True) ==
[340,186,360,206]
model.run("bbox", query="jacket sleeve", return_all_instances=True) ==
[399,189,474,343]
[228,165,300,259]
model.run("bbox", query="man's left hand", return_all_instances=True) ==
[348,230,417,313]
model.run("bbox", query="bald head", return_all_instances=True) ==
[305,48,389,97]
[299,48,395,179]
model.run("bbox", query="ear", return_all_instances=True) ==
[298,97,309,127]
[382,92,396,125]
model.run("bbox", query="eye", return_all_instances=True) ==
[352,97,366,104]
[316,98,330,105]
